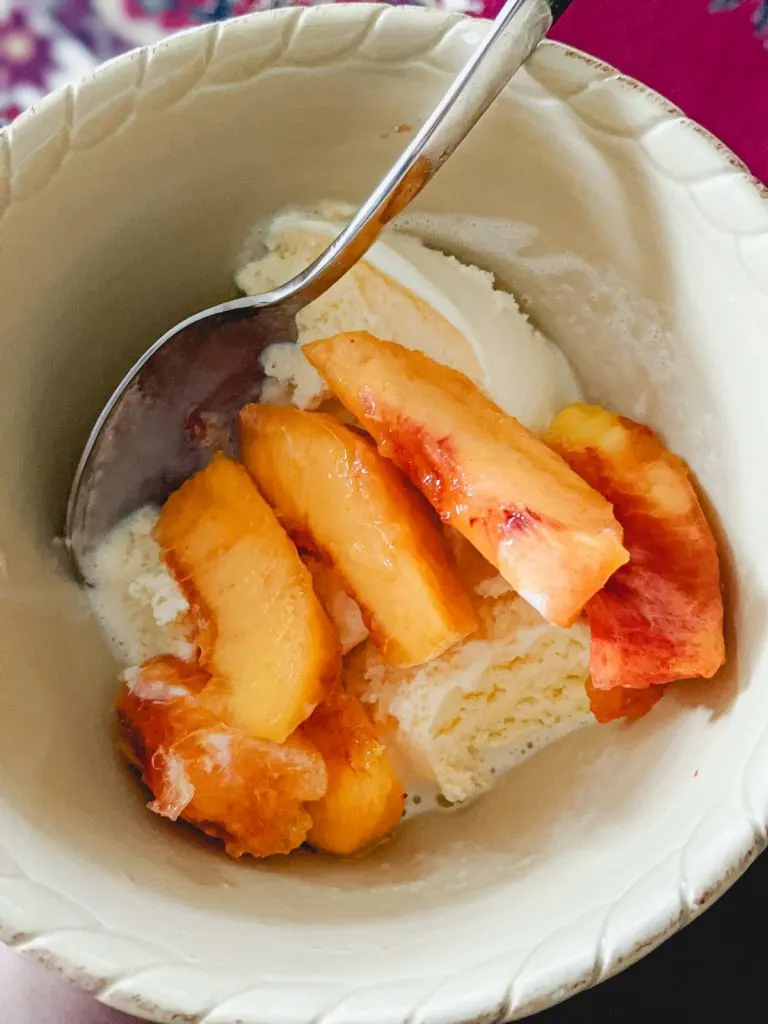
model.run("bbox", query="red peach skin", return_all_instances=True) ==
[547,403,725,698]
[304,333,629,628]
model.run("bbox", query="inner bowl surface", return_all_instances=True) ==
[1,6,767,1023]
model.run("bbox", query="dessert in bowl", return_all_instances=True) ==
[0,5,765,1022]
[87,203,723,857]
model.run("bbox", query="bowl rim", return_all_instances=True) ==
[1,4,767,1023]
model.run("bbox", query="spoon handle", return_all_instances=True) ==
[257,0,573,312]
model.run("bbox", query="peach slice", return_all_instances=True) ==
[117,656,328,858]
[301,691,404,856]
[585,678,665,724]
[240,405,478,665]
[155,453,340,742]
[304,333,628,627]
[546,403,725,696]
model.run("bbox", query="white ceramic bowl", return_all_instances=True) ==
[1,5,767,1022]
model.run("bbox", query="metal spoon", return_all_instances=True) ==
[66,0,574,578]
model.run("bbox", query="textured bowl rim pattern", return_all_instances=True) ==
[1,5,767,1023]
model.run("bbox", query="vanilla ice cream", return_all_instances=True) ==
[89,207,594,813]
[346,578,591,805]
[85,507,193,665]
[236,208,581,429]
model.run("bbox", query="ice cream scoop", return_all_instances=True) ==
[65,0,575,578]
[236,210,582,427]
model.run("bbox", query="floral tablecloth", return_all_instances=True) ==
[0,0,767,183]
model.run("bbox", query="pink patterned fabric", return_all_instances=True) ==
[547,0,768,190]
[0,1,766,183]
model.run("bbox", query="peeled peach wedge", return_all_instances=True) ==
[117,656,328,858]
[301,691,404,855]
[155,453,340,742]
[240,405,478,665]
[546,403,725,699]
[304,333,628,628]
